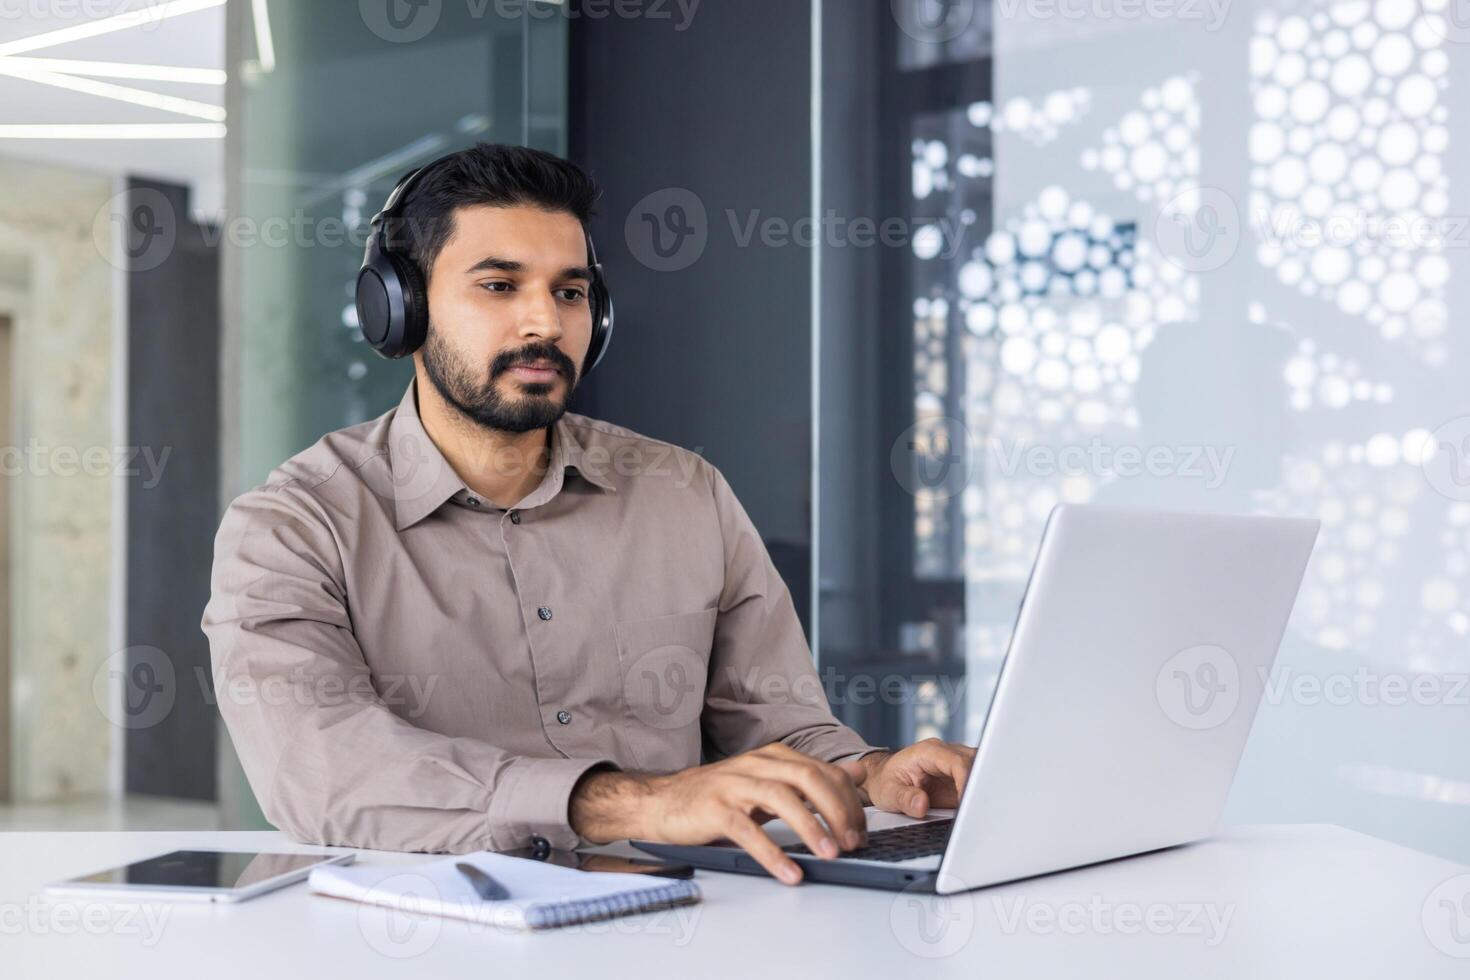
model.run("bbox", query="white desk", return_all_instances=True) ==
[4,823,1467,979]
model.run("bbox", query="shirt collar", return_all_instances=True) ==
[550,414,619,495]
[387,380,614,531]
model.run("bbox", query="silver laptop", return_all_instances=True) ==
[636,504,1319,893]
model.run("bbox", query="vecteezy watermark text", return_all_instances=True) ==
[893,417,1238,500]
[992,895,1235,946]
[0,442,171,488]
[988,438,1234,488]
[1262,666,1469,708]
[358,0,700,45]
[94,644,446,730]
[0,0,176,24]
[624,186,969,272]
[993,0,1232,31]
[0,897,170,946]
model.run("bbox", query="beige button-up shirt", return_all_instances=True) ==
[202,380,875,854]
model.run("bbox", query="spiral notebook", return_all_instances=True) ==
[308,851,701,932]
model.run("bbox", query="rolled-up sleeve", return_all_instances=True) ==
[201,484,612,854]
[700,467,884,764]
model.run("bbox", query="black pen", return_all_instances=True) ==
[456,862,512,901]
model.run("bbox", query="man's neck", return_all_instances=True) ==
[412,373,553,509]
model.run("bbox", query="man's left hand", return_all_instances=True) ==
[849,739,976,819]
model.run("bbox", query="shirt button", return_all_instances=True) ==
[509,511,521,525]
[466,497,481,507]
[537,606,553,621]
[556,710,572,725]
[529,836,551,856]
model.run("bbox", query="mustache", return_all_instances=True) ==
[490,343,578,382]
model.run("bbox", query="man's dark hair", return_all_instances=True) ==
[399,143,600,278]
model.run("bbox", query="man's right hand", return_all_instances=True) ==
[569,743,869,885]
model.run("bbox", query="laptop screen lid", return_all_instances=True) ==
[934,504,1318,894]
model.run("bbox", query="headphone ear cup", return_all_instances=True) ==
[583,278,614,376]
[357,248,429,359]
[355,248,398,355]
[392,252,430,357]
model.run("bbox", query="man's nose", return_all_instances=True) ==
[516,290,564,343]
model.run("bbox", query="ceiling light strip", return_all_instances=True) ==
[251,0,276,73]
[0,0,227,59]
[0,123,225,139]
[0,61,225,121]
[0,57,225,85]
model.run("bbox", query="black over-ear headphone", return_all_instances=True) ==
[355,152,615,373]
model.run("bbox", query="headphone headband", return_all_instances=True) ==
[369,151,460,257]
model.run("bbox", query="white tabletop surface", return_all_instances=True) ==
[4,822,1468,979]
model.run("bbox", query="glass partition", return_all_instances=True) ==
[220,0,567,827]
[820,0,1470,864]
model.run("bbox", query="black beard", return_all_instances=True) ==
[421,328,580,434]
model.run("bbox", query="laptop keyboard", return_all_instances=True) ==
[784,818,954,863]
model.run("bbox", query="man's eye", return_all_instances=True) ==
[481,281,513,293]
[557,288,586,302]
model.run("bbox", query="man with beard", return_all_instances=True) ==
[203,144,973,884]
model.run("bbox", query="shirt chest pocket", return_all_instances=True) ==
[614,607,718,773]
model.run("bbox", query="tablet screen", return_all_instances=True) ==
[71,851,334,890]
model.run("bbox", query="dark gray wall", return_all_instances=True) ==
[568,0,814,627]
[125,178,220,800]
[817,2,884,658]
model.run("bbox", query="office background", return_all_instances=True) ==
[0,0,1466,866]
